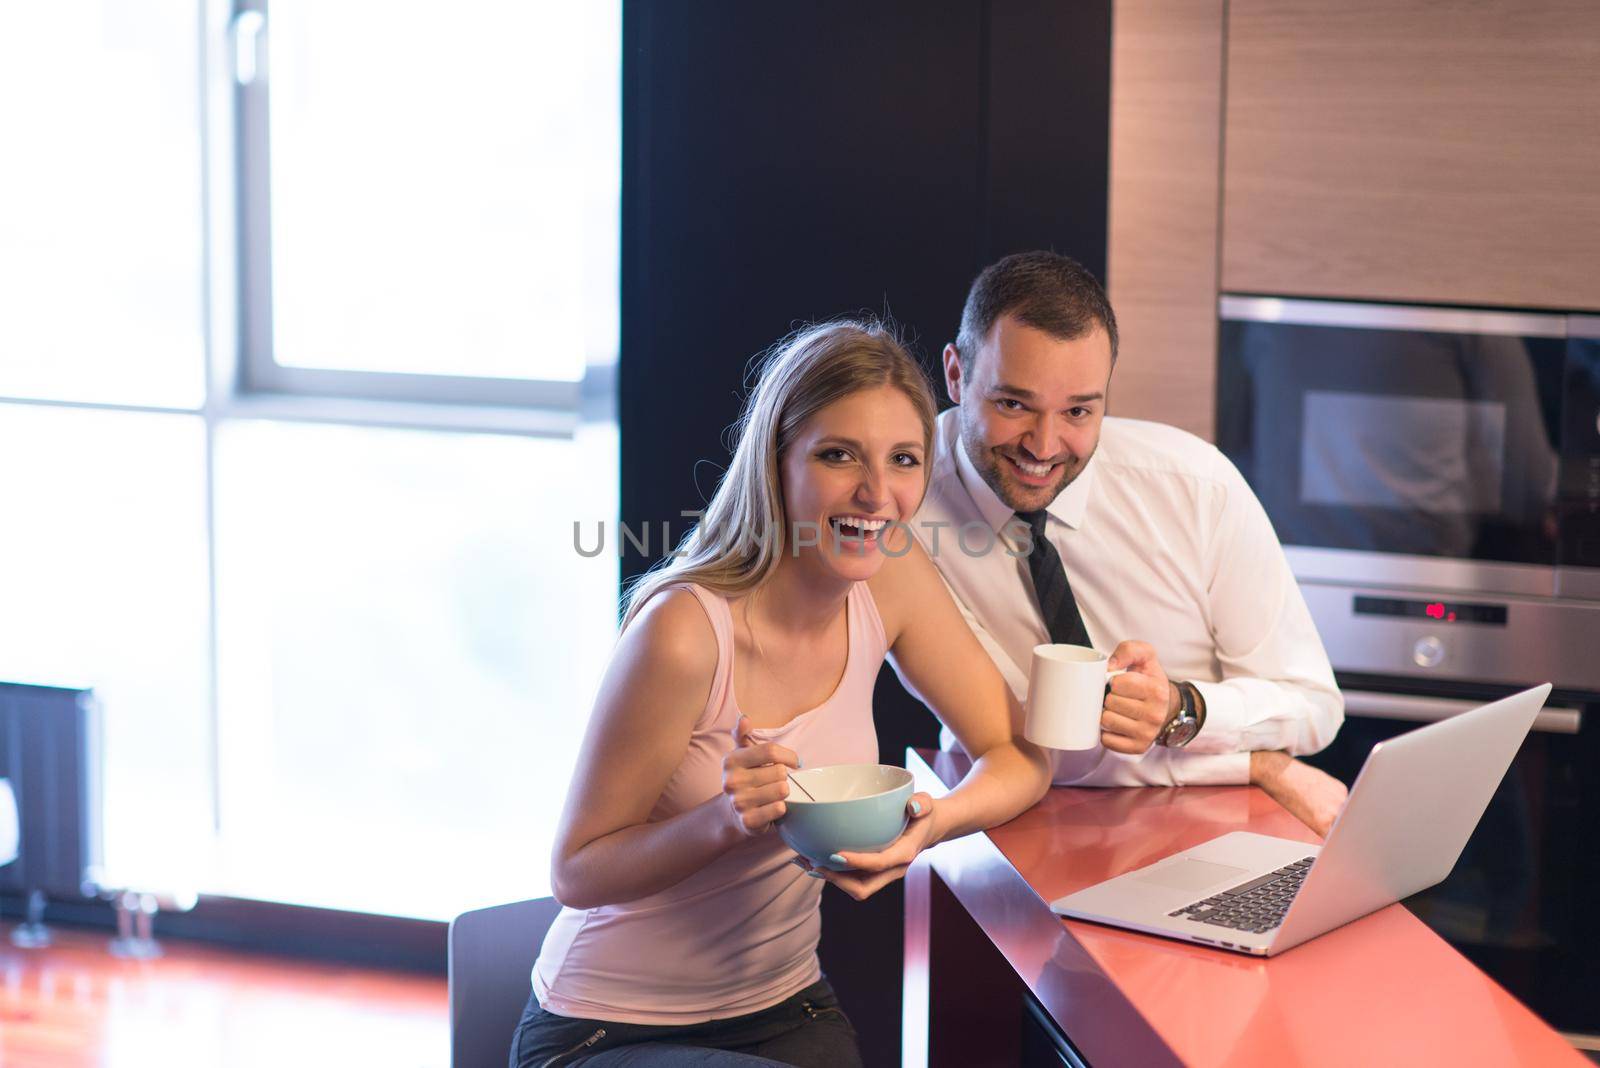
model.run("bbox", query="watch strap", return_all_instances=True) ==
[1157,681,1201,747]
[1188,681,1207,733]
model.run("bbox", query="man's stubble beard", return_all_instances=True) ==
[956,407,1093,514]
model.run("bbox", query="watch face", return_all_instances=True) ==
[1162,717,1200,748]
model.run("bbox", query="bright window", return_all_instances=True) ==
[213,420,616,917]
[0,1,621,923]
[244,0,620,400]
[0,3,205,408]
[0,405,213,892]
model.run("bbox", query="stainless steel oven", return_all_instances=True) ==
[1218,296,1600,1038]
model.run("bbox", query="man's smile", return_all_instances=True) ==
[1000,452,1066,488]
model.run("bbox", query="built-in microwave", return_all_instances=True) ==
[1217,296,1600,696]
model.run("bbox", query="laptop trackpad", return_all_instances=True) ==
[1134,858,1250,892]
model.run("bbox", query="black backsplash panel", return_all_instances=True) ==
[621,3,1111,1061]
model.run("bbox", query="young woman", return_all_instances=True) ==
[514,320,1051,1067]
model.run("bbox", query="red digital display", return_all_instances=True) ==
[1354,597,1505,625]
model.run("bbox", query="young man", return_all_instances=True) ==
[906,251,1348,834]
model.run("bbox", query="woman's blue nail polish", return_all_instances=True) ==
[828,853,846,867]
[910,799,924,816]
[804,869,824,879]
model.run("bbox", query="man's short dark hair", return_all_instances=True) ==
[954,251,1119,369]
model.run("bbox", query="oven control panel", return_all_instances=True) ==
[1299,583,1600,692]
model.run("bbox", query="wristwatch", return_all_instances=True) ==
[1156,680,1205,748]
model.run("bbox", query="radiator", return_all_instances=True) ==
[0,681,101,902]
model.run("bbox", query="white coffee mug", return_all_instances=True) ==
[1024,643,1127,751]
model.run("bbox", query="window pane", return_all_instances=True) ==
[0,405,213,891]
[0,5,204,408]
[213,420,618,918]
[267,1,620,382]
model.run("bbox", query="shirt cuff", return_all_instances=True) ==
[1161,749,1249,785]
[1185,679,1246,754]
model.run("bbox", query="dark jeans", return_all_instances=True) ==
[509,978,864,1068]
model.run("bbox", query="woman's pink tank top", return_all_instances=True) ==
[532,581,889,1025]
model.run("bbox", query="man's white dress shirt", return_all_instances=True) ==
[903,408,1343,786]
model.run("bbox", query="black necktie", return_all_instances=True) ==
[1018,510,1090,647]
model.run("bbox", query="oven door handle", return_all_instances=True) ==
[1342,690,1581,734]
[1218,295,1569,338]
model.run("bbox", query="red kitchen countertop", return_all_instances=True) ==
[908,747,1585,1067]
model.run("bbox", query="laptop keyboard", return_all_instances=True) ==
[1167,856,1317,935]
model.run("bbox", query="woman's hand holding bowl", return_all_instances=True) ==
[792,791,939,900]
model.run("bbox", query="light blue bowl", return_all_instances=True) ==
[778,763,915,871]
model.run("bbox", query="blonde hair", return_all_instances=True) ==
[621,318,937,629]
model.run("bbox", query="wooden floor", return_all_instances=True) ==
[0,922,448,1068]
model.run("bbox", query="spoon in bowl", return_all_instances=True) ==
[787,772,817,802]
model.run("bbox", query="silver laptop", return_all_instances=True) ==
[1050,683,1552,956]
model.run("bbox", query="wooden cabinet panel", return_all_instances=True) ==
[1107,0,1225,441]
[1222,0,1600,311]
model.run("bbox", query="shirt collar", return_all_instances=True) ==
[1047,451,1097,530]
[951,423,1098,533]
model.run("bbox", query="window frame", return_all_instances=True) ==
[228,0,591,419]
